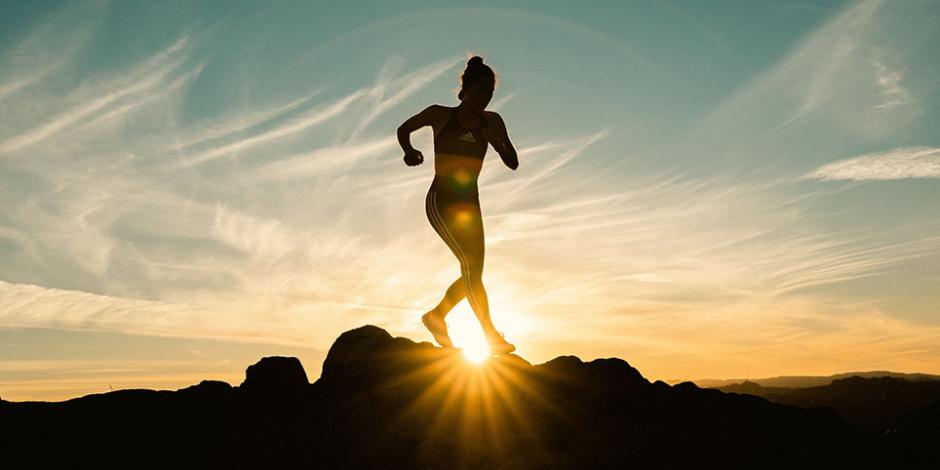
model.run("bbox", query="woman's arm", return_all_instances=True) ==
[397,105,438,152]
[485,112,518,170]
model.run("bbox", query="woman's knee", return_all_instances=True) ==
[461,263,484,280]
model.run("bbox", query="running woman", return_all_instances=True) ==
[397,55,519,355]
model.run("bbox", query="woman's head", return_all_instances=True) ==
[458,55,497,112]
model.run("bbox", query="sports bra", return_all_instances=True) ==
[434,106,488,160]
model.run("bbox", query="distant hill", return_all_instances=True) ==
[2,325,938,469]
[714,376,940,433]
[686,370,940,389]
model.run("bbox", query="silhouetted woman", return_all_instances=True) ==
[397,55,519,355]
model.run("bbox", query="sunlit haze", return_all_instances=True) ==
[1,0,939,401]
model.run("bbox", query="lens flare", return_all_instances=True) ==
[455,209,473,226]
[463,344,490,364]
[454,169,472,186]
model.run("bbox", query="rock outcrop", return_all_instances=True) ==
[1,324,937,469]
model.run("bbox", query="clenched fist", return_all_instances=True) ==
[403,148,424,166]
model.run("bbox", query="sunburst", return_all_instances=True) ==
[462,343,491,364]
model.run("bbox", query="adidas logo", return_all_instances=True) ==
[459,132,476,143]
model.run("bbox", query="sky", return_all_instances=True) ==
[1,0,938,401]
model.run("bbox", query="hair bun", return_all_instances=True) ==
[467,56,484,68]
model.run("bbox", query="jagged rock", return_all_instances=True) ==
[240,356,308,392]
[320,325,396,381]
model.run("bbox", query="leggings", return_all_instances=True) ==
[425,184,486,315]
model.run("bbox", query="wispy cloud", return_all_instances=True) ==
[871,58,911,109]
[0,1,101,102]
[688,0,929,153]
[0,35,192,154]
[805,146,940,181]
[170,55,459,168]
[159,90,325,154]
[251,136,398,182]
[169,89,367,168]
[488,130,609,212]
[346,56,462,142]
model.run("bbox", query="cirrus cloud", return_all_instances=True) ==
[805,146,940,181]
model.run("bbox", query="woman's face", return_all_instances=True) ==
[462,76,495,112]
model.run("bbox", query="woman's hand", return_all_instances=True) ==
[403,148,424,166]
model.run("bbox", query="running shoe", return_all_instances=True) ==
[422,312,454,348]
[486,330,516,355]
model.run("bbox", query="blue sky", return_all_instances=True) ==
[1,0,938,401]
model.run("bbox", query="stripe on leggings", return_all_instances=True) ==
[428,191,482,315]
[428,191,476,312]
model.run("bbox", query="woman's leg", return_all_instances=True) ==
[461,263,497,335]
[427,277,465,320]
[426,190,464,321]
[428,191,497,334]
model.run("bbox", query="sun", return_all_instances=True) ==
[445,306,492,364]
[462,341,490,364]
[437,302,534,365]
